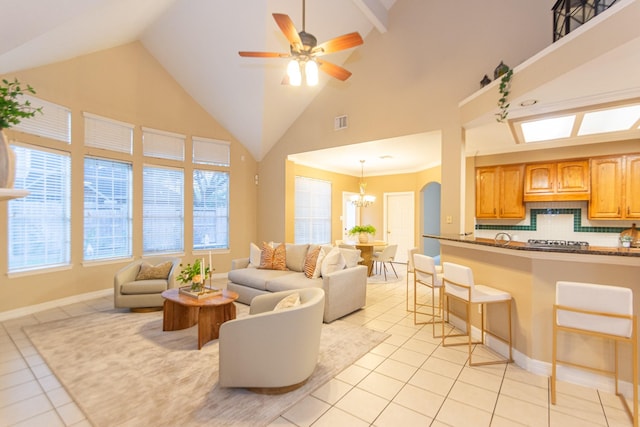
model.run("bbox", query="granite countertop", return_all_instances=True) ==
[423,234,640,258]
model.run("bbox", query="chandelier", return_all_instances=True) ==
[350,160,376,207]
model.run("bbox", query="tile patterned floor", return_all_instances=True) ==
[0,275,635,426]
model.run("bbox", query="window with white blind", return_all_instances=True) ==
[143,166,184,254]
[193,137,230,167]
[84,158,132,261]
[193,170,229,250]
[84,113,134,154]
[13,95,71,143]
[142,128,185,161]
[8,145,71,271]
[294,176,331,244]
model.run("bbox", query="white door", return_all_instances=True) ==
[341,192,358,243]
[384,192,414,263]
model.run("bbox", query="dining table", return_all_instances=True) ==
[354,241,388,276]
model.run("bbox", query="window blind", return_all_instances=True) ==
[84,113,134,154]
[294,176,331,244]
[13,95,71,143]
[193,137,230,167]
[193,170,229,250]
[142,127,185,161]
[9,145,71,271]
[84,157,132,260]
[143,166,184,254]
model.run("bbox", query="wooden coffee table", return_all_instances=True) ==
[161,288,239,349]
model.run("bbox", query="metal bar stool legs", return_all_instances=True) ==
[413,253,444,338]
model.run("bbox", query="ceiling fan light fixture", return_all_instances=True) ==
[305,60,319,86]
[287,59,302,86]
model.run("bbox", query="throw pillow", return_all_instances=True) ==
[135,261,173,281]
[259,242,287,270]
[248,242,262,268]
[321,247,346,277]
[303,247,321,278]
[339,248,362,268]
[273,292,301,311]
[286,243,310,272]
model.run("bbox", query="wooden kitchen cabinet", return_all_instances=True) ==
[590,155,640,219]
[476,165,524,219]
[524,160,589,201]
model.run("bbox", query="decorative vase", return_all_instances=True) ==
[358,233,369,243]
[494,61,509,79]
[0,130,15,188]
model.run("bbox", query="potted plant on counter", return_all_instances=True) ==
[349,224,376,243]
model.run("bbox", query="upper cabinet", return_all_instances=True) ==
[590,155,640,219]
[524,160,589,201]
[476,165,525,219]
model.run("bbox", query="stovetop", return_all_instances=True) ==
[527,239,590,249]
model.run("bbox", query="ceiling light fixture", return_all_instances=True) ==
[350,160,375,207]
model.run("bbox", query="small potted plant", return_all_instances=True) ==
[620,235,633,248]
[0,78,42,188]
[349,224,376,243]
[176,259,211,291]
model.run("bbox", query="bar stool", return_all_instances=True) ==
[552,281,638,427]
[406,247,419,311]
[413,254,444,337]
[441,262,513,366]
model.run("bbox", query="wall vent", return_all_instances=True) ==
[334,115,348,130]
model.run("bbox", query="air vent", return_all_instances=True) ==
[334,115,348,130]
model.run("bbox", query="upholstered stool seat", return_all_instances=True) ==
[441,262,513,366]
[551,281,638,426]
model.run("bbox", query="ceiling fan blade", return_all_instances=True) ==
[273,13,302,51]
[317,59,352,81]
[239,51,289,58]
[312,32,363,56]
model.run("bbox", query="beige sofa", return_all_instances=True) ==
[218,288,325,392]
[227,243,367,323]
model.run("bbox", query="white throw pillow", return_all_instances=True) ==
[248,242,262,268]
[321,247,346,277]
[273,292,301,310]
[339,248,361,268]
[310,246,328,279]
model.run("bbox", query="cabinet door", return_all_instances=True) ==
[626,155,640,218]
[557,160,589,194]
[476,167,499,218]
[590,157,623,219]
[500,165,525,218]
[524,163,555,195]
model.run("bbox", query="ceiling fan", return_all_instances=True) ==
[238,0,364,86]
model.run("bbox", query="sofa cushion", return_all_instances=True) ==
[321,247,346,277]
[248,242,262,268]
[228,268,291,291]
[265,272,322,293]
[135,261,173,281]
[259,242,287,270]
[285,243,309,272]
[338,248,361,268]
[303,247,321,278]
[120,280,168,295]
[274,292,301,310]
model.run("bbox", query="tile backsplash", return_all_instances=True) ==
[474,201,634,247]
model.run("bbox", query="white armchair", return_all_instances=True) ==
[218,288,325,393]
[113,257,181,311]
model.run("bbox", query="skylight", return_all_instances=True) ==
[578,104,640,135]
[521,116,575,143]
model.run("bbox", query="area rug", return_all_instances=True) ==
[24,308,388,427]
[367,271,404,284]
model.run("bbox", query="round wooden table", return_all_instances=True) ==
[161,288,239,349]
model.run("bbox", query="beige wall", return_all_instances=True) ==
[0,42,257,313]
[257,0,555,242]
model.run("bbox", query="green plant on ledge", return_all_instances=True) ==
[495,68,513,123]
[0,78,42,129]
[348,224,376,235]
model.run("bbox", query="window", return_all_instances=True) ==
[193,137,230,167]
[294,176,331,244]
[84,158,132,261]
[142,128,185,161]
[193,170,229,250]
[143,166,184,254]
[13,95,71,143]
[84,113,134,154]
[9,146,71,271]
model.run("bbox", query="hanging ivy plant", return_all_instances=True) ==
[495,68,513,123]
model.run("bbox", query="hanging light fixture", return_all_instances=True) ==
[350,160,376,207]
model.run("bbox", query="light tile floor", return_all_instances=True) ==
[0,275,636,426]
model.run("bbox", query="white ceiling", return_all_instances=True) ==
[1,0,639,178]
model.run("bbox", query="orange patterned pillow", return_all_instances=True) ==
[303,247,321,278]
[259,242,287,270]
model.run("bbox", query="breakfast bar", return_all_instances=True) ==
[425,234,640,387]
